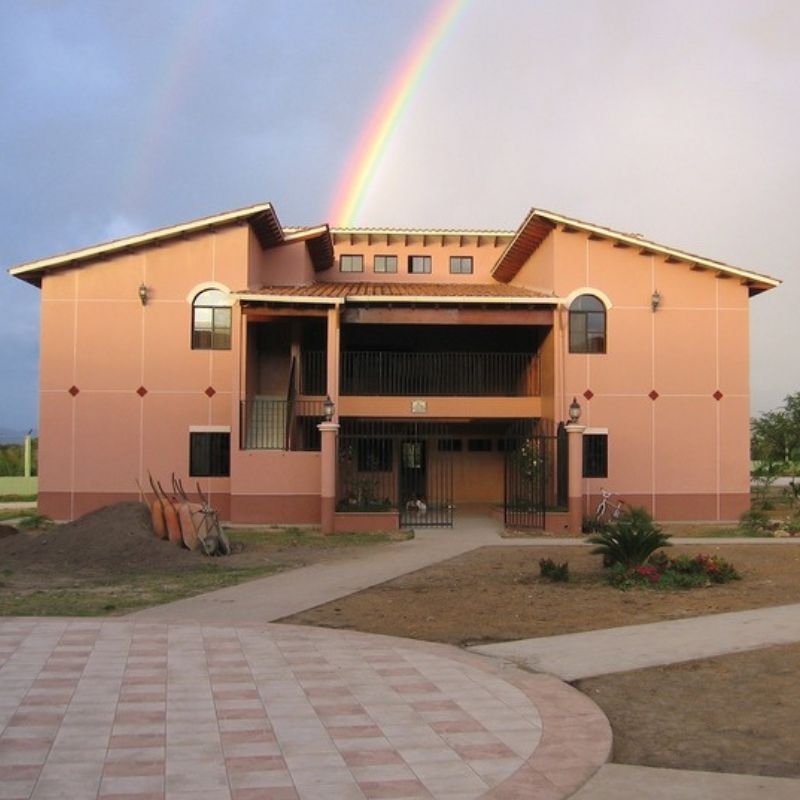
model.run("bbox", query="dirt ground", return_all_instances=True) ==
[283,543,800,645]
[0,502,406,614]
[577,642,800,778]
[283,542,800,778]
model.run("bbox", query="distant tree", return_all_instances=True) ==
[751,393,800,463]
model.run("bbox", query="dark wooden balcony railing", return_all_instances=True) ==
[339,351,540,397]
[240,399,324,451]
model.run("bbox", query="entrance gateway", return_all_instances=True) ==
[336,420,565,528]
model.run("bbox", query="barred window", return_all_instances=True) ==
[583,433,608,478]
[190,432,230,477]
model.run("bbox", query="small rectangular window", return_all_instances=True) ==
[467,438,493,452]
[408,255,431,274]
[583,434,608,478]
[340,254,364,273]
[449,256,473,274]
[437,438,463,452]
[374,255,398,273]
[190,432,230,477]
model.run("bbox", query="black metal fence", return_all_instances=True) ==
[337,420,454,527]
[339,351,539,396]
[504,419,567,529]
[300,351,327,396]
[240,399,324,451]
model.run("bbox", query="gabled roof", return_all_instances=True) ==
[236,282,555,306]
[8,204,334,286]
[493,208,781,295]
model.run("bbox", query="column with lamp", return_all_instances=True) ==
[565,397,586,535]
[318,395,339,535]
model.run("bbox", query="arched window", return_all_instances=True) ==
[569,294,606,353]
[192,289,231,350]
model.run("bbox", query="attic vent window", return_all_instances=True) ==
[408,255,431,274]
[339,254,364,273]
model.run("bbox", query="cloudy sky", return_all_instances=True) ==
[1,0,797,434]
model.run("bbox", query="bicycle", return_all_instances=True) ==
[594,489,627,523]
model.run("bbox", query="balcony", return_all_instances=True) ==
[241,398,324,451]
[301,351,540,398]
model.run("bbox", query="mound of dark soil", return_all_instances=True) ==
[0,502,200,574]
[0,524,18,539]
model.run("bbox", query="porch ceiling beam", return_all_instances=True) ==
[241,307,330,318]
[341,307,553,326]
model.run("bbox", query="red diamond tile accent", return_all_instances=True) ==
[205,386,216,398]
[649,390,659,400]
[68,386,79,397]
[713,390,724,401]
[136,386,148,397]
[583,389,594,400]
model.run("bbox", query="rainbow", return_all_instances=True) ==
[328,0,469,227]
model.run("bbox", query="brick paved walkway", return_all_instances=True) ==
[0,619,610,800]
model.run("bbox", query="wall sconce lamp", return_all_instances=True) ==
[651,289,662,312]
[138,283,149,306]
[568,396,582,424]
[323,395,335,421]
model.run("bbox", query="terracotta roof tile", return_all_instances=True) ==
[238,282,552,300]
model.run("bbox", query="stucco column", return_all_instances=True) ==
[318,421,339,535]
[566,423,586,535]
[326,306,340,418]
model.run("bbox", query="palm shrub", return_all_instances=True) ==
[587,507,671,569]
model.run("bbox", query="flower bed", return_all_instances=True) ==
[609,551,740,590]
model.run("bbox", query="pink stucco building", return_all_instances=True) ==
[10,203,779,532]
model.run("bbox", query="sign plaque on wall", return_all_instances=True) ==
[411,400,427,414]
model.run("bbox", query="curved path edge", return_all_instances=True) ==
[0,617,611,800]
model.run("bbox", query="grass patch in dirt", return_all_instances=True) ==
[0,564,284,616]
[0,503,411,617]
[576,642,800,778]
[0,508,39,522]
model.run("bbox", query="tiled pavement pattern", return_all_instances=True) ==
[0,619,610,800]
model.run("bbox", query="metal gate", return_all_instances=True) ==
[337,421,454,528]
[504,419,566,529]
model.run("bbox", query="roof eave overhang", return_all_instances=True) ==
[8,202,281,288]
[492,208,782,294]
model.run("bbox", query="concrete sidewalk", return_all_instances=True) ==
[130,516,507,624]
[129,510,797,625]
[469,603,800,680]
[571,764,800,799]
